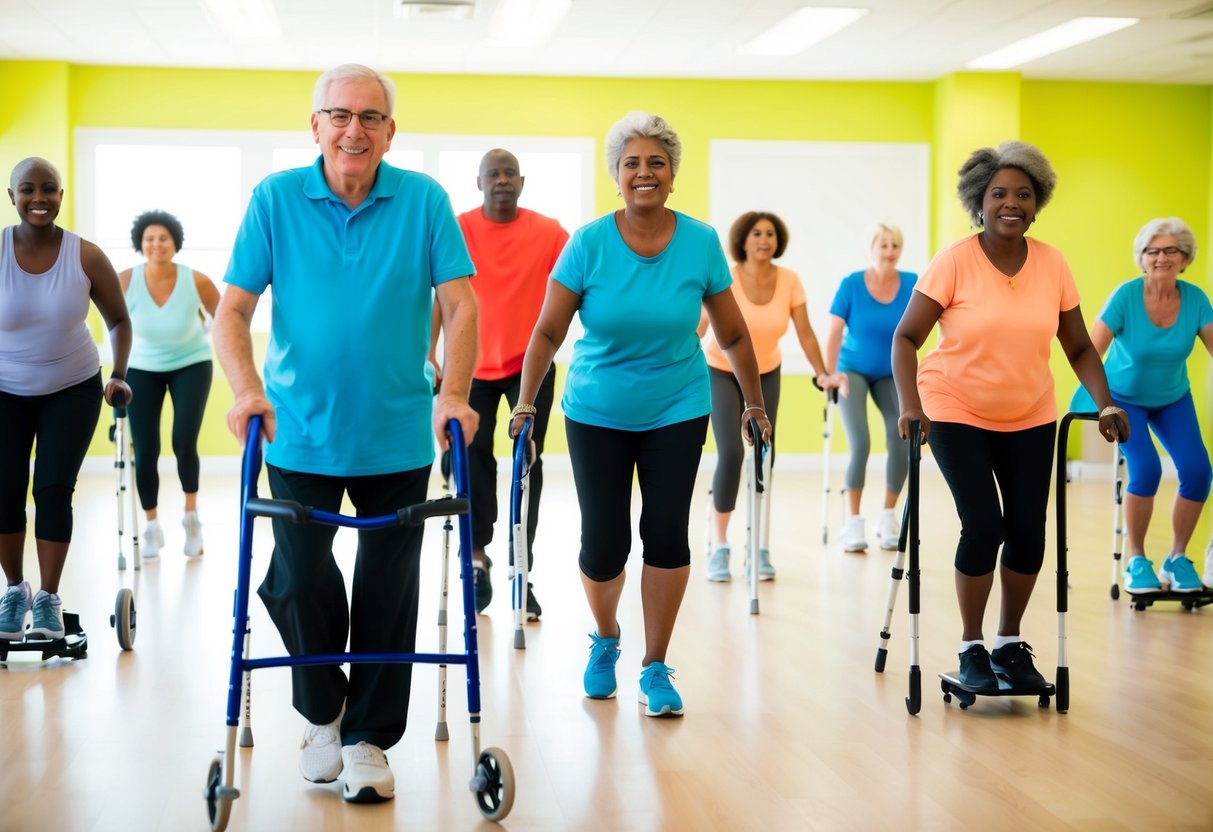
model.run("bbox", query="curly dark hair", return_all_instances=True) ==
[957,140,1056,227]
[728,211,789,263]
[130,209,184,253]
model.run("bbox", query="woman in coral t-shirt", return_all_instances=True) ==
[892,141,1128,695]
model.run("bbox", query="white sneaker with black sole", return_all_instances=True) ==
[341,742,395,803]
[299,715,343,783]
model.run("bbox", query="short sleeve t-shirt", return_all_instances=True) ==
[828,269,917,380]
[553,211,732,431]
[915,234,1080,431]
[704,265,805,375]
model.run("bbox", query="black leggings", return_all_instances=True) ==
[0,373,103,542]
[709,367,781,513]
[126,360,213,511]
[928,421,1056,577]
[565,415,709,582]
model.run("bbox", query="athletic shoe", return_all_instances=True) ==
[1204,538,1213,589]
[841,515,868,553]
[957,644,998,693]
[989,641,1047,690]
[183,511,204,557]
[0,581,32,640]
[638,662,684,717]
[583,630,621,699]
[142,519,164,560]
[525,583,542,621]
[27,590,65,640]
[1124,555,1162,594]
[876,508,900,550]
[705,545,731,582]
[473,554,493,614]
[341,742,394,803]
[758,547,776,581]
[1158,554,1202,593]
[299,714,343,783]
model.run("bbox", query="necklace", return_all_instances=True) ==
[1008,276,1017,290]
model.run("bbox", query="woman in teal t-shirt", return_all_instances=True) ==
[1090,217,1213,594]
[508,112,770,718]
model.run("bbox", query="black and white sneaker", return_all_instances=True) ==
[341,742,395,803]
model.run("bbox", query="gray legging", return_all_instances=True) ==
[710,367,781,513]
[838,371,907,495]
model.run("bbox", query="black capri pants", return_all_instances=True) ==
[928,420,1056,577]
[565,414,710,582]
[0,373,103,542]
[126,360,213,511]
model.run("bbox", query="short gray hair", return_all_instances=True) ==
[957,140,1057,227]
[604,111,681,180]
[1134,216,1197,269]
[313,64,396,116]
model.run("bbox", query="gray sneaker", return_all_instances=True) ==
[0,582,32,640]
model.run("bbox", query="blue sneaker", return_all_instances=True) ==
[0,581,32,640]
[1158,554,1202,593]
[1124,555,1162,594]
[639,662,684,717]
[583,631,621,699]
[706,545,731,582]
[27,590,65,640]
[758,547,776,581]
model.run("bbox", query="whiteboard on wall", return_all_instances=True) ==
[708,140,931,375]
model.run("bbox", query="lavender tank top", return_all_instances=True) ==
[0,226,101,395]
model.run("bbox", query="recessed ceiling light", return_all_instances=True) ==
[395,0,478,20]
[487,0,572,47]
[199,0,281,39]
[738,6,869,57]
[966,17,1139,70]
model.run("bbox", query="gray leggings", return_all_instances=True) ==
[710,367,781,513]
[838,371,907,495]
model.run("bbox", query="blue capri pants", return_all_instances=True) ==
[1116,391,1212,502]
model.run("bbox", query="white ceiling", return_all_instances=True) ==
[2,0,1213,83]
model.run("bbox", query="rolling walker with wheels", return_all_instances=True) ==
[109,390,138,651]
[203,416,515,830]
[508,417,533,649]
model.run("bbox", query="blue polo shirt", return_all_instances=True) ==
[553,211,731,431]
[224,157,473,475]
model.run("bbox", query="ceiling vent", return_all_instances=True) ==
[395,0,477,20]
[1172,3,1213,19]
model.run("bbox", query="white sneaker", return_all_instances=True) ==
[876,508,900,550]
[299,715,343,783]
[842,515,868,552]
[341,741,394,803]
[183,511,204,557]
[142,519,164,560]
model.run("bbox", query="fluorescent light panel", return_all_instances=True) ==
[966,16,1138,70]
[199,0,281,39]
[488,0,572,47]
[738,6,868,57]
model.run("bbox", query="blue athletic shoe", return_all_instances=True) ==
[758,547,776,581]
[583,631,621,699]
[1158,554,1202,593]
[0,581,32,640]
[639,662,684,717]
[1124,555,1162,594]
[706,545,731,582]
[27,590,65,640]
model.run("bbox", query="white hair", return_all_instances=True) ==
[1133,217,1197,270]
[604,111,681,180]
[312,64,396,115]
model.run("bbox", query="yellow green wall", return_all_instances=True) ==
[2,63,1210,484]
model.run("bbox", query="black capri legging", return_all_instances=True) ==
[0,373,103,542]
[709,366,781,513]
[565,415,710,582]
[126,360,213,511]
[928,421,1056,577]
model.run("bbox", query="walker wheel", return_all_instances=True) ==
[472,747,515,822]
[954,690,977,709]
[1132,601,1147,612]
[1110,584,1120,600]
[1038,695,1050,709]
[943,692,952,704]
[204,754,232,831]
[113,588,135,651]
[1182,600,1195,612]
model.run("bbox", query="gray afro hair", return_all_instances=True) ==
[604,111,681,180]
[957,140,1057,227]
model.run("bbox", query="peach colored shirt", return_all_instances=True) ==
[916,235,1080,431]
[704,265,806,374]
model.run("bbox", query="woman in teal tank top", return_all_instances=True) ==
[118,210,220,560]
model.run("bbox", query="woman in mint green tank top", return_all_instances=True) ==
[118,210,220,560]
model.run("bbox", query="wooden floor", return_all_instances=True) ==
[2,459,1212,832]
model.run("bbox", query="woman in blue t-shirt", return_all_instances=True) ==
[824,223,917,553]
[1091,217,1213,594]
[508,112,770,718]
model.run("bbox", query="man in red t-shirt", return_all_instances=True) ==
[432,148,568,617]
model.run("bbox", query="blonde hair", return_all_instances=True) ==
[870,222,903,250]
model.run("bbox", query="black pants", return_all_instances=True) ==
[565,415,709,581]
[261,463,429,749]
[928,421,1056,577]
[467,365,556,569]
[126,360,213,511]
[709,366,781,513]
[0,373,102,541]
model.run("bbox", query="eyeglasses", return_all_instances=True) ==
[1143,246,1184,258]
[317,108,388,129]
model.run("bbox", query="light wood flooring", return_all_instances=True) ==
[1,460,1211,832]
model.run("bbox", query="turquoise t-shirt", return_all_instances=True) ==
[224,158,473,476]
[127,263,212,372]
[553,211,732,431]
[828,269,917,379]
[1101,276,1213,407]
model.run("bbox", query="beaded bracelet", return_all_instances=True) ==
[510,403,538,419]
